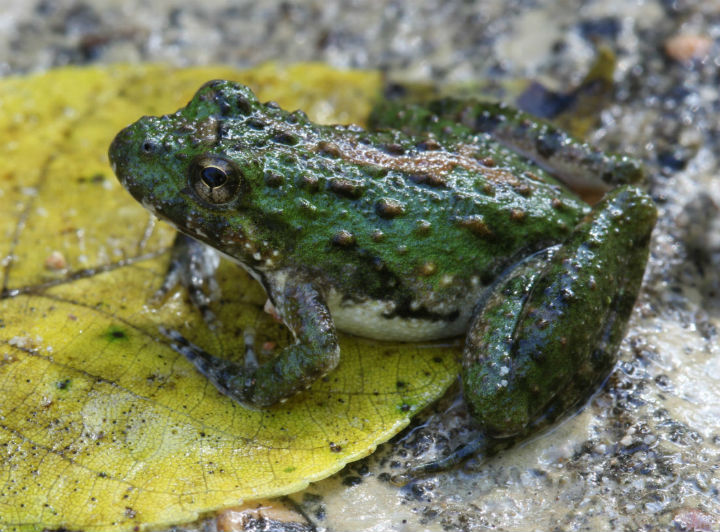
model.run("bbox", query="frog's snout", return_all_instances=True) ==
[108,120,158,202]
[109,125,130,168]
[109,115,160,163]
[109,118,162,184]
[108,124,135,185]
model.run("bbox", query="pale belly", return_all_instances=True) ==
[234,254,482,342]
[326,288,478,342]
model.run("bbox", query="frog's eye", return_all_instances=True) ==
[188,155,241,205]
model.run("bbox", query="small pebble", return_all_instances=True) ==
[664,34,712,62]
[44,250,67,270]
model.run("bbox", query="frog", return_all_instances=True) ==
[108,80,656,451]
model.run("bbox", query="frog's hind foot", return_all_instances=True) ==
[393,432,522,484]
[395,434,491,483]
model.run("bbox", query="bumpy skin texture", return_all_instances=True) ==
[109,81,656,436]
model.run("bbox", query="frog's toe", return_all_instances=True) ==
[404,434,491,477]
[161,327,253,403]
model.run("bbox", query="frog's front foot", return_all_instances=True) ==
[463,186,657,438]
[166,277,340,407]
[162,327,258,401]
[164,329,340,407]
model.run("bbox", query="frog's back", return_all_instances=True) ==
[241,98,587,290]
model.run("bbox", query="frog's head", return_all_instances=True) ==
[109,81,295,268]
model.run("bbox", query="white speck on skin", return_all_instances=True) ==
[439,274,454,287]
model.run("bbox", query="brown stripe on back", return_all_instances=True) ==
[311,138,517,185]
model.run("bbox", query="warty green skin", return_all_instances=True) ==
[109,81,657,442]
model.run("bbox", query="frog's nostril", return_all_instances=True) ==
[141,139,159,154]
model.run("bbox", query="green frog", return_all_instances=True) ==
[109,80,656,445]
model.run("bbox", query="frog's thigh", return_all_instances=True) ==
[463,186,656,437]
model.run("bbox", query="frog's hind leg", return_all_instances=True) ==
[398,246,558,477]
[464,186,656,438]
[408,186,656,475]
[458,101,647,195]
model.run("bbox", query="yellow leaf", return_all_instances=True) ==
[0,64,460,531]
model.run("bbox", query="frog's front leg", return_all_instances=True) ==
[463,186,657,437]
[175,274,340,407]
[153,233,221,325]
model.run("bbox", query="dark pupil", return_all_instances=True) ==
[201,166,227,187]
